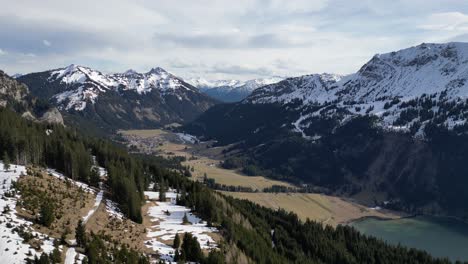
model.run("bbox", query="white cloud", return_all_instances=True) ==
[419,12,468,31]
[0,49,5,55]
[43,40,51,47]
[1,0,468,80]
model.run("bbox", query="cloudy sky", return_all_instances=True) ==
[1,0,468,80]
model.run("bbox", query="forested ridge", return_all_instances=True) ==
[184,102,468,219]
[0,107,148,222]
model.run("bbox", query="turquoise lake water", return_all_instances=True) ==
[350,216,468,262]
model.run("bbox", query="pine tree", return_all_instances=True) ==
[35,252,50,264]
[182,213,189,224]
[206,250,225,264]
[3,151,10,172]
[75,219,86,247]
[181,232,203,262]
[159,179,166,202]
[173,233,181,249]
[39,203,54,227]
[49,246,61,263]
[89,167,100,188]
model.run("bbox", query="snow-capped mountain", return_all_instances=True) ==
[42,64,200,111]
[247,42,468,137]
[183,43,468,218]
[18,65,216,131]
[11,73,23,79]
[189,77,283,102]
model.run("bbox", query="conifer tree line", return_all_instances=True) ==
[0,108,155,222]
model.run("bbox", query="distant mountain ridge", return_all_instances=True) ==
[189,77,283,102]
[18,65,217,133]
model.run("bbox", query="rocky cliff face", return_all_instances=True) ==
[0,70,63,125]
[0,70,29,109]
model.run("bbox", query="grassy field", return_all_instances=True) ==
[120,129,402,226]
[120,129,293,190]
[221,192,401,227]
[120,129,166,138]
[185,157,293,190]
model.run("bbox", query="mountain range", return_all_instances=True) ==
[184,42,468,219]
[1,41,467,263]
[18,65,217,133]
[189,77,283,102]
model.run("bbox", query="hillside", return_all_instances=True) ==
[18,65,217,133]
[184,42,468,219]
[189,77,282,102]
[0,70,63,124]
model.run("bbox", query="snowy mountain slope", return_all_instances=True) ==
[189,77,283,102]
[246,42,468,137]
[18,66,217,131]
[41,65,201,111]
[188,78,244,90]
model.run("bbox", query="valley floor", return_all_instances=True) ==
[222,191,400,226]
[119,129,402,227]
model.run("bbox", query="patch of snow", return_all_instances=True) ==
[46,169,94,193]
[105,199,124,220]
[175,133,198,144]
[0,162,56,263]
[83,189,103,223]
[64,247,77,264]
[144,191,218,262]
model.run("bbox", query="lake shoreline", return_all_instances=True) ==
[347,212,468,226]
[349,214,468,261]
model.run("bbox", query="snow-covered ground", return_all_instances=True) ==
[175,132,198,144]
[64,247,77,264]
[47,168,94,193]
[82,162,107,224]
[144,190,218,262]
[83,189,103,223]
[0,162,56,263]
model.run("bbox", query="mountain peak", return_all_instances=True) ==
[147,67,168,75]
[123,69,139,76]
